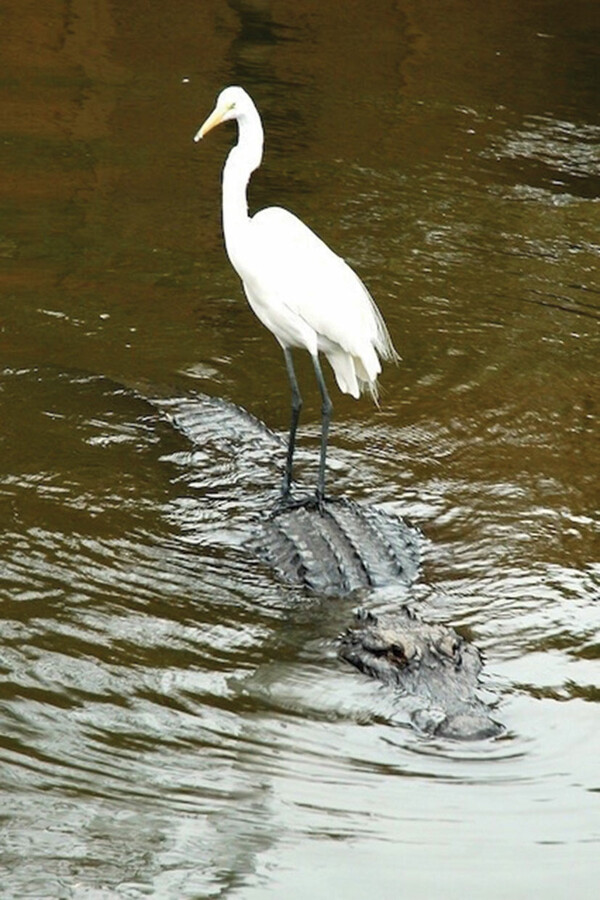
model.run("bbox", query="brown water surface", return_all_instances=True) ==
[1,1,599,897]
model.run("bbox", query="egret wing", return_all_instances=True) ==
[245,207,395,359]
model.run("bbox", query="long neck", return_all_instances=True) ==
[222,106,263,263]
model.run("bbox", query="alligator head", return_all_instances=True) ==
[338,608,502,740]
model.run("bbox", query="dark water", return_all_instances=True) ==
[1,1,599,897]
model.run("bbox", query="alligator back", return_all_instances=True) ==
[254,498,420,595]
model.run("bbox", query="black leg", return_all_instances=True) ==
[282,347,302,498]
[312,353,332,502]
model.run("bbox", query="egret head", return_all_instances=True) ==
[194,86,253,142]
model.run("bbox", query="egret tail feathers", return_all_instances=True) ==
[326,349,385,402]
[326,350,360,399]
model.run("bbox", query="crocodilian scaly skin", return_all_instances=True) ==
[339,608,502,740]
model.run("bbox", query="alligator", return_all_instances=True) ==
[2,368,500,740]
[155,390,502,739]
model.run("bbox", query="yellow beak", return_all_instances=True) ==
[194,104,226,143]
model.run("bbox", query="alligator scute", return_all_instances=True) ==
[253,496,420,596]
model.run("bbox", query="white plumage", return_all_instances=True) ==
[195,85,398,502]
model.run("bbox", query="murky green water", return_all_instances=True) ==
[1,1,598,897]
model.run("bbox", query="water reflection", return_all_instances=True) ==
[495,117,600,192]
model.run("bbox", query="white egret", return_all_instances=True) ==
[195,86,398,505]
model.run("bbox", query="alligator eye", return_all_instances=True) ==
[388,643,408,665]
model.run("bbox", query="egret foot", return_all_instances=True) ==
[271,491,340,518]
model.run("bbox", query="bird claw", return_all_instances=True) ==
[271,491,337,518]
